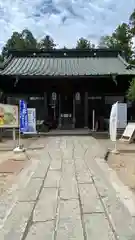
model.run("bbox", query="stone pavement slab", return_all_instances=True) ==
[33,187,58,222]
[19,178,43,202]
[102,195,135,240]
[32,152,51,179]
[60,159,78,200]
[0,201,34,240]
[59,199,80,218]
[84,213,115,240]
[75,158,93,184]
[50,158,62,170]
[25,221,55,240]
[79,183,104,213]
[60,177,78,200]
[56,199,84,240]
[44,170,61,188]
[56,217,84,240]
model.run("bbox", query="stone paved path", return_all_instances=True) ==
[0,136,135,240]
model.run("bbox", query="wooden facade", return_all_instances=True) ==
[0,49,135,131]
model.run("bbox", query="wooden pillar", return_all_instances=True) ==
[58,94,62,128]
[44,92,48,120]
[72,94,76,128]
[84,92,88,128]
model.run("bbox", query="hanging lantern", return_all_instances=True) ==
[52,92,57,101]
[75,92,81,101]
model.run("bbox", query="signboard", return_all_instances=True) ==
[19,100,28,133]
[88,96,102,100]
[0,103,18,128]
[27,108,36,133]
[120,123,135,143]
[117,103,127,129]
[105,96,124,104]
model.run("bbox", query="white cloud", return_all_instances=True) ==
[0,0,135,50]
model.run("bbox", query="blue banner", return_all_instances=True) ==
[19,100,28,133]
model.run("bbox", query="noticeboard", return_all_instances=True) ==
[0,103,18,128]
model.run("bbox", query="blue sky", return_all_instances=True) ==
[0,0,135,50]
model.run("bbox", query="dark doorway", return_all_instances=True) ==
[58,81,73,129]
[88,97,104,130]
[60,93,73,129]
[61,94,73,114]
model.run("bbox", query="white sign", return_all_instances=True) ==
[117,103,127,129]
[27,108,36,133]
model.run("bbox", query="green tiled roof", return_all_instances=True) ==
[0,51,135,76]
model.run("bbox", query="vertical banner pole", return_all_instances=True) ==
[12,128,16,147]
[18,100,21,147]
[13,100,25,153]
[18,125,21,147]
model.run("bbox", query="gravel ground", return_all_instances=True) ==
[108,150,135,191]
[98,138,135,192]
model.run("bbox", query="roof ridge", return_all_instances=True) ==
[118,54,129,67]
[118,54,135,70]
[7,49,121,58]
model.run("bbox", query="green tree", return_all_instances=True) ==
[63,46,68,49]
[98,23,133,61]
[2,29,37,56]
[0,55,3,62]
[127,78,135,101]
[129,9,135,63]
[21,29,37,50]
[129,9,135,35]
[38,35,56,50]
[98,35,117,48]
[2,32,25,56]
[76,37,92,49]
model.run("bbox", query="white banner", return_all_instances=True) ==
[109,102,118,141]
[27,108,37,133]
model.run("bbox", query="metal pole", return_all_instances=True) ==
[13,128,16,141]
[13,128,16,147]
[18,127,21,147]
[13,100,25,152]
[18,101,21,147]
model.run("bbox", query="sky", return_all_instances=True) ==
[0,0,135,50]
